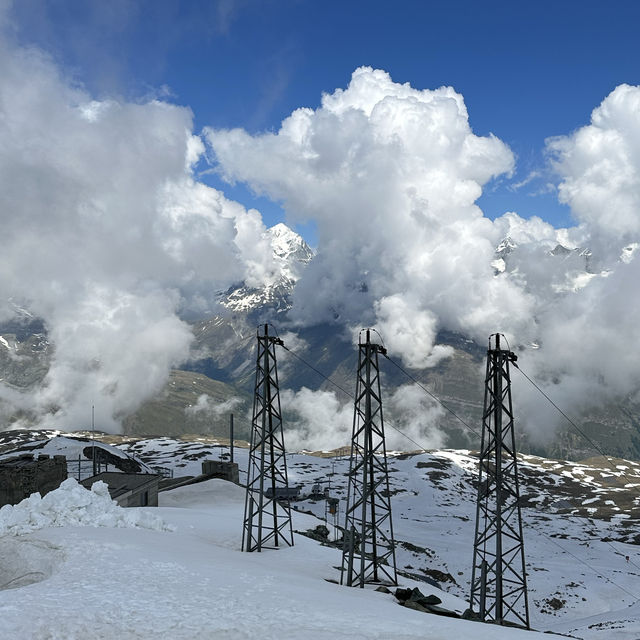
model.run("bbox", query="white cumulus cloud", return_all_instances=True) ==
[208,69,640,443]
[205,67,531,365]
[0,25,279,431]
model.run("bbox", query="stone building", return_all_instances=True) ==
[0,454,67,507]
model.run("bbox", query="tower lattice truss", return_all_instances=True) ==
[242,324,294,552]
[341,329,397,587]
[470,333,529,628]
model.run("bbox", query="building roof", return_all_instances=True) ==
[81,472,158,500]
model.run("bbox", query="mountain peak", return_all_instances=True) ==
[495,236,517,256]
[269,222,296,236]
[266,223,314,264]
[218,224,314,314]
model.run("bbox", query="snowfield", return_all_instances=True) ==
[1,434,640,638]
[1,477,539,640]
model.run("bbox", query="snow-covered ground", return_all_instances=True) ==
[1,476,540,640]
[1,432,640,638]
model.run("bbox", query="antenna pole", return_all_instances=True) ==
[230,413,234,464]
[91,404,96,476]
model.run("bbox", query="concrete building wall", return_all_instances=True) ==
[0,454,67,507]
[119,477,159,507]
[201,460,239,484]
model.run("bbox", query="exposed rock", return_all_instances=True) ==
[302,524,330,543]
[375,586,392,594]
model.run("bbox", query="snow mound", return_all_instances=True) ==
[0,478,173,536]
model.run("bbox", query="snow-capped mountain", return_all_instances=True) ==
[219,223,314,314]
[268,222,315,266]
[490,235,619,299]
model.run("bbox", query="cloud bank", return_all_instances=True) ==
[205,68,539,363]
[3,17,640,449]
[207,68,640,443]
[0,26,283,431]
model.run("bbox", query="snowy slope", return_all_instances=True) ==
[2,432,640,638]
[119,436,640,638]
[1,477,546,640]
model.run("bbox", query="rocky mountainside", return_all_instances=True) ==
[2,225,640,460]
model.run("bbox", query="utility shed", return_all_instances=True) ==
[81,472,159,507]
[201,459,239,484]
[265,485,302,500]
[0,454,67,507]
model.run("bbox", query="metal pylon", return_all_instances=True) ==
[470,333,529,628]
[242,324,294,552]
[340,329,397,587]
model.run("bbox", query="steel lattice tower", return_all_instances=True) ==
[340,329,397,588]
[242,324,294,552]
[470,333,529,628]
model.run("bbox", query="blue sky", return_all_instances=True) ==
[8,0,640,237]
